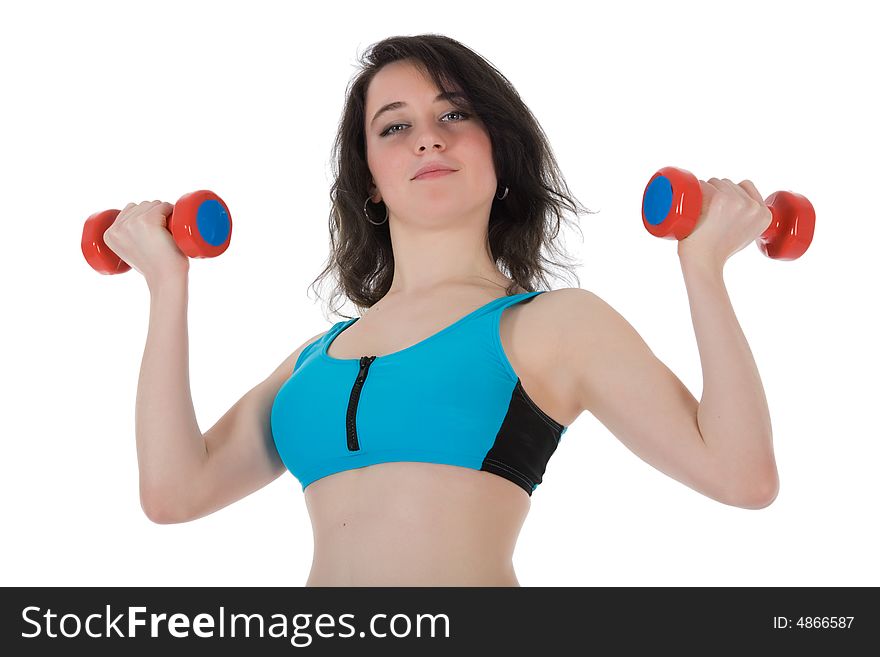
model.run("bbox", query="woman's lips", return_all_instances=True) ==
[413,169,456,180]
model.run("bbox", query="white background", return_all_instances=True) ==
[2,0,877,588]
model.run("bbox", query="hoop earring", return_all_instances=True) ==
[363,195,388,225]
[496,185,509,200]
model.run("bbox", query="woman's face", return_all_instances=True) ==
[363,60,497,227]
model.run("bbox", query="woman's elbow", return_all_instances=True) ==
[732,475,780,510]
[141,495,186,524]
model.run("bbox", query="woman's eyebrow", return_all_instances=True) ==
[370,91,468,127]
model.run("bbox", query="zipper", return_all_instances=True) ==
[346,355,377,451]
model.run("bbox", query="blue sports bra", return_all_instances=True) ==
[270,290,568,496]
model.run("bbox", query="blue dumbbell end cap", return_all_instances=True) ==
[643,175,673,226]
[197,199,231,246]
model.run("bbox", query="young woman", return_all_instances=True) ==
[107,34,779,586]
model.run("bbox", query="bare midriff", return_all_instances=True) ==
[303,461,531,586]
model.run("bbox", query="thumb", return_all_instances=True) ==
[155,202,175,220]
[146,202,175,227]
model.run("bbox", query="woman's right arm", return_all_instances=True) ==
[137,273,325,523]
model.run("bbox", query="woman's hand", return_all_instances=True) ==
[677,178,774,268]
[103,200,190,286]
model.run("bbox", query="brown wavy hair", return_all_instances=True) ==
[309,34,594,321]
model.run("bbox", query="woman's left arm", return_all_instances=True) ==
[675,176,780,502]
[558,177,781,508]
[678,252,778,501]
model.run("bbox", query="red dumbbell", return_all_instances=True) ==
[641,166,815,260]
[81,190,232,274]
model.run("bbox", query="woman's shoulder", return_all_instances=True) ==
[512,287,598,356]
[523,286,593,312]
[500,287,589,426]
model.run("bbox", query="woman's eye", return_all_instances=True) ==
[380,111,469,137]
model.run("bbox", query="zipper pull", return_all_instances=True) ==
[357,355,376,381]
